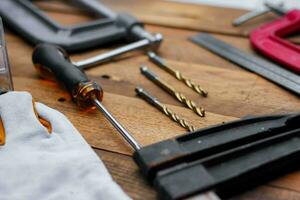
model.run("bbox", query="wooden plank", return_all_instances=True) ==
[84,56,300,118]
[6,12,300,119]
[14,77,236,155]
[270,171,300,194]
[231,185,300,200]
[36,0,300,43]
[94,149,156,200]
[36,0,280,37]
[5,22,252,73]
[4,1,300,199]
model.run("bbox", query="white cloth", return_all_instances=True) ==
[0,91,130,200]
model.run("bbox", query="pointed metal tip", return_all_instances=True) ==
[147,51,156,58]
[135,86,144,94]
[140,65,148,72]
[202,91,208,97]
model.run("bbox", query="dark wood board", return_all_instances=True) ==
[3,1,300,199]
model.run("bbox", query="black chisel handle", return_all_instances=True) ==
[32,43,103,108]
[32,43,88,94]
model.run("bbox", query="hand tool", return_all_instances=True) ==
[147,52,208,97]
[135,86,195,132]
[32,42,219,200]
[250,4,300,74]
[0,18,13,94]
[32,43,140,151]
[0,0,163,69]
[32,43,300,200]
[140,66,205,117]
[233,1,284,26]
[234,2,300,74]
[190,33,300,96]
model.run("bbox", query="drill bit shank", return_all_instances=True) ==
[135,86,195,132]
[140,66,205,117]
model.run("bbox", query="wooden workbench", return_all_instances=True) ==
[5,0,300,199]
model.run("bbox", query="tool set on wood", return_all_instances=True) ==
[0,0,300,199]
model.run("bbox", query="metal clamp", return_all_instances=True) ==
[0,0,163,63]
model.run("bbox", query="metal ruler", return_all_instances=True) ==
[190,33,300,96]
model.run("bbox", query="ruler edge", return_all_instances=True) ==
[189,33,300,96]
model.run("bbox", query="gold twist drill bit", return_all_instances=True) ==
[147,51,208,97]
[140,66,205,117]
[135,86,195,132]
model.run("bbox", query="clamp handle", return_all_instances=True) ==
[32,44,103,108]
[250,10,300,74]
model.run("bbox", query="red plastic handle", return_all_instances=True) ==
[250,10,300,74]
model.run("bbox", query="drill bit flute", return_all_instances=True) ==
[140,66,205,117]
[148,52,208,97]
[135,86,195,132]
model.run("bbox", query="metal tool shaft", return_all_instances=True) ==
[148,52,208,97]
[140,66,205,117]
[135,86,195,132]
[233,1,285,26]
[93,98,141,151]
[233,7,270,26]
[75,34,163,69]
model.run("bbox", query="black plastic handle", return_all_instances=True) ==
[32,43,88,95]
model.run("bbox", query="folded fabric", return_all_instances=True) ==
[0,91,130,200]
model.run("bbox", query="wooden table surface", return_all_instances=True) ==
[5,0,300,199]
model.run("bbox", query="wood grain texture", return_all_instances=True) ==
[36,0,300,42]
[4,1,300,199]
[13,76,236,155]
[36,0,280,37]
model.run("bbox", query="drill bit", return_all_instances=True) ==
[140,66,205,117]
[147,52,208,97]
[135,86,195,132]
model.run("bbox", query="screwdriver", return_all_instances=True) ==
[32,44,140,151]
[31,44,221,200]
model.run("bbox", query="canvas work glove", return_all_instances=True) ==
[0,91,130,200]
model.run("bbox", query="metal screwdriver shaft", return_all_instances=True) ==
[147,52,208,97]
[92,97,141,151]
[140,66,205,117]
[135,86,195,132]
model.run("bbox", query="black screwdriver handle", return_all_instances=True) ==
[32,43,103,108]
[32,43,89,94]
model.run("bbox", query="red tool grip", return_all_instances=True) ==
[250,10,300,74]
